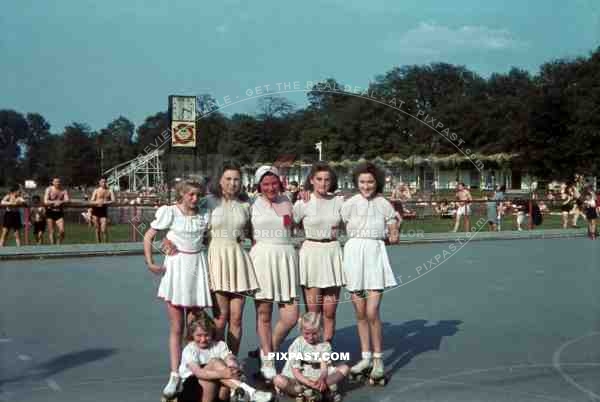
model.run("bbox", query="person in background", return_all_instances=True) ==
[44,177,70,245]
[583,187,598,239]
[90,177,115,243]
[452,183,472,232]
[29,195,47,245]
[0,186,26,247]
[285,181,300,204]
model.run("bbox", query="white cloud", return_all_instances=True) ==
[386,22,528,56]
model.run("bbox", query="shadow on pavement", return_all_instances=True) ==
[0,348,118,386]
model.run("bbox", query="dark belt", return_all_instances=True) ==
[306,238,336,243]
[300,361,321,369]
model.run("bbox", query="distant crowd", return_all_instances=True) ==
[1,173,598,247]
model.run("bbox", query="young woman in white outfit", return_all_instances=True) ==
[293,162,345,342]
[143,179,213,399]
[341,162,400,384]
[206,162,260,356]
[250,165,299,381]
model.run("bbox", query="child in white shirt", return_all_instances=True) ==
[178,311,273,402]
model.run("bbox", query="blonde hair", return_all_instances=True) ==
[175,178,204,202]
[187,310,216,341]
[299,311,322,331]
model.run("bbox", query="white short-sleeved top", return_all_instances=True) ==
[293,195,344,240]
[340,194,398,240]
[150,205,210,252]
[205,196,250,241]
[178,340,232,379]
[251,195,293,245]
[282,336,332,378]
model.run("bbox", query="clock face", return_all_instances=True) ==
[171,96,196,122]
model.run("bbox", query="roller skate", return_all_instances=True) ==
[296,387,322,402]
[326,383,342,402]
[367,353,387,386]
[258,355,276,385]
[161,372,182,401]
[348,352,372,383]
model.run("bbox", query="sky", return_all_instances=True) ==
[1,0,599,132]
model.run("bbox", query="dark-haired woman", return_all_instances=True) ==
[341,162,400,384]
[206,163,259,356]
[293,162,345,342]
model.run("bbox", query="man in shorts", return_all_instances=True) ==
[44,177,70,244]
[90,177,115,243]
[452,182,472,232]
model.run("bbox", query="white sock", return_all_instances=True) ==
[361,351,372,360]
[373,352,383,359]
[240,382,256,398]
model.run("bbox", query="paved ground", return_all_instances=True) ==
[1,237,599,402]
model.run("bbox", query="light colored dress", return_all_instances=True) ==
[281,336,337,380]
[206,196,260,293]
[340,194,398,291]
[250,195,299,302]
[293,195,345,288]
[151,205,212,308]
[179,340,232,379]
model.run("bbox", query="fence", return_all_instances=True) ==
[0,195,589,246]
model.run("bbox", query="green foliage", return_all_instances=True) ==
[4,47,600,186]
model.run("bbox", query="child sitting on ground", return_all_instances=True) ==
[273,312,349,402]
[179,311,273,402]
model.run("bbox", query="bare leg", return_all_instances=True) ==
[326,365,349,385]
[93,216,101,243]
[366,290,383,353]
[452,214,460,232]
[47,219,55,244]
[0,228,7,246]
[304,287,322,313]
[213,292,230,342]
[228,294,245,356]
[273,375,301,397]
[351,292,370,353]
[166,302,185,372]
[272,301,299,352]
[100,217,108,243]
[14,230,21,246]
[322,287,340,342]
[55,218,65,244]
[255,301,273,354]
[198,378,219,402]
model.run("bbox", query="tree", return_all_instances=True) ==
[23,113,52,183]
[0,110,28,186]
[98,116,135,173]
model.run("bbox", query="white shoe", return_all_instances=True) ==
[252,390,273,402]
[260,357,276,381]
[350,358,372,375]
[162,372,180,398]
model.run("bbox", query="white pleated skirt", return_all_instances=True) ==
[299,240,345,288]
[250,242,299,303]
[343,238,398,292]
[208,239,260,293]
[157,251,213,308]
